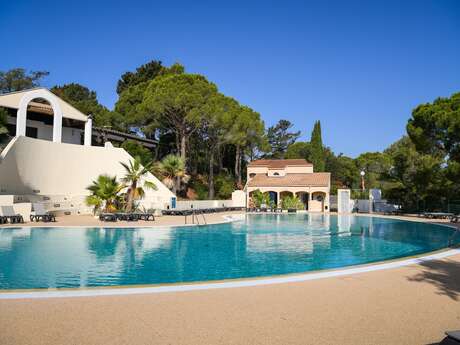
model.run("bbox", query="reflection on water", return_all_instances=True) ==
[0,215,458,289]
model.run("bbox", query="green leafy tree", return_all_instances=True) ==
[326,153,359,191]
[407,92,460,162]
[230,106,265,186]
[0,68,49,93]
[154,154,188,194]
[115,62,185,136]
[200,93,239,198]
[355,152,391,190]
[285,142,311,159]
[383,137,444,210]
[117,60,184,95]
[310,120,325,171]
[120,157,157,212]
[139,73,218,167]
[406,92,460,199]
[86,175,124,213]
[215,174,235,199]
[265,120,300,158]
[50,83,125,130]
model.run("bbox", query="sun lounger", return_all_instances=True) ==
[115,213,138,221]
[444,330,460,344]
[0,206,24,224]
[30,203,56,222]
[422,212,454,219]
[450,215,459,223]
[99,213,117,222]
[132,212,155,221]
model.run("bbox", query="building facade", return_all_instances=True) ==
[246,159,330,212]
[0,88,175,216]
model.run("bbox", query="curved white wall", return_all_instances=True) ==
[0,137,174,210]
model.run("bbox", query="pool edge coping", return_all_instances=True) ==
[1,213,458,300]
[1,247,459,300]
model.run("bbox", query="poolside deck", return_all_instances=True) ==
[0,213,459,345]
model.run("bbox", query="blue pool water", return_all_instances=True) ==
[0,214,459,290]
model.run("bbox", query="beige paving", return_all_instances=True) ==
[0,211,243,228]
[0,213,459,345]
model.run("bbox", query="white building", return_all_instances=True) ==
[0,88,175,216]
[246,159,330,212]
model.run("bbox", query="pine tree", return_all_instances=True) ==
[310,120,325,171]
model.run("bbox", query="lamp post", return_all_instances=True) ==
[360,170,366,191]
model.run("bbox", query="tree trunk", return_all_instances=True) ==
[180,134,186,163]
[218,145,223,172]
[174,176,180,196]
[126,181,137,212]
[208,148,215,199]
[235,145,242,186]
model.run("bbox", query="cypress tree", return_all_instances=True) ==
[309,120,325,172]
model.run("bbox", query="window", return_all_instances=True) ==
[273,172,280,176]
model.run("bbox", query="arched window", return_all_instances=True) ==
[273,172,280,176]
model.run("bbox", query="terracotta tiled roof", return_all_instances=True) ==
[247,159,312,168]
[248,173,330,187]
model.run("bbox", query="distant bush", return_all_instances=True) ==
[188,178,208,200]
[281,195,303,210]
[215,174,235,199]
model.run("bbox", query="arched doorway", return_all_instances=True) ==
[296,191,309,210]
[267,191,278,207]
[16,89,63,143]
[311,191,326,212]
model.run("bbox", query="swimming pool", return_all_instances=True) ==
[0,214,458,290]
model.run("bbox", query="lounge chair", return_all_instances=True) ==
[443,330,460,344]
[30,203,56,222]
[99,213,117,222]
[115,212,138,221]
[450,215,459,223]
[0,206,24,224]
[132,211,155,221]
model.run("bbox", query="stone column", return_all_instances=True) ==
[84,115,93,146]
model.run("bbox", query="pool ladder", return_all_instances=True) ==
[185,209,207,225]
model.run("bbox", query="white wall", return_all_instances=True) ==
[175,200,233,210]
[0,136,175,211]
[7,116,82,145]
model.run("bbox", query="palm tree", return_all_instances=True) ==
[154,154,188,194]
[86,175,123,213]
[120,156,157,212]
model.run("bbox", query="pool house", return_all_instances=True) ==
[246,159,330,211]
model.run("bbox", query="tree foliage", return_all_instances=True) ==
[116,60,184,95]
[51,83,125,130]
[285,142,311,159]
[265,120,300,159]
[0,68,49,93]
[310,120,325,172]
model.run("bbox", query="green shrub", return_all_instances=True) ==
[281,195,304,210]
[188,178,209,200]
[251,189,271,207]
[215,174,235,199]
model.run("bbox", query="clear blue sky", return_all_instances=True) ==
[1,0,459,157]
